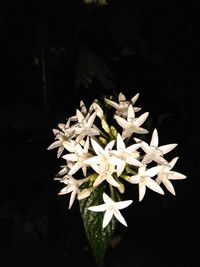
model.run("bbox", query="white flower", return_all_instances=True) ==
[88,192,133,228]
[156,157,187,195]
[111,133,142,176]
[134,128,177,165]
[73,111,100,144]
[129,165,164,201]
[84,138,120,187]
[58,175,89,209]
[115,105,149,139]
[105,92,141,118]
[62,137,92,176]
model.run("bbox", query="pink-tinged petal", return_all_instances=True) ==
[91,138,104,155]
[117,133,125,150]
[103,210,113,228]
[113,209,127,227]
[115,115,128,128]
[88,203,107,212]
[47,140,61,150]
[168,171,187,180]
[106,175,119,187]
[115,200,133,209]
[134,112,149,127]
[162,179,175,195]
[105,98,119,109]
[139,183,146,201]
[134,127,149,134]
[62,154,77,161]
[69,190,77,209]
[146,178,164,195]
[146,166,162,177]
[159,144,178,154]
[150,129,159,147]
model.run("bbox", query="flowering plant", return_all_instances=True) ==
[47,92,186,266]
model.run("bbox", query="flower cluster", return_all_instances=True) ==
[47,92,187,228]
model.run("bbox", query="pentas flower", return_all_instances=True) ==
[88,192,133,228]
[115,104,149,139]
[48,91,187,229]
[156,157,187,195]
[134,128,177,165]
[128,165,164,201]
[105,92,141,118]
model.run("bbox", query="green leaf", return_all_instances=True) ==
[79,186,120,267]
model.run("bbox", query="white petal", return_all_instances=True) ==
[106,175,119,187]
[68,190,77,209]
[91,138,104,155]
[113,209,128,227]
[103,192,112,204]
[62,154,77,161]
[68,163,80,175]
[103,210,113,228]
[117,133,125,150]
[126,143,141,153]
[168,171,187,180]
[117,160,126,177]
[105,140,115,151]
[93,175,104,187]
[126,156,142,167]
[162,179,176,195]
[115,200,133,209]
[139,183,146,201]
[131,93,139,105]
[159,144,177,154]
[146,166,162,177]
[150,129,159,147]
[134,112,149,127]
[105,98,119,109]
[47,140,61,150]
[87,112,97,127]
[115,115,128,129]
[119,92,126,102]
[129,175,140,184]
[169,157,179,169]
[146,178,164,195]
[88,203,107,212]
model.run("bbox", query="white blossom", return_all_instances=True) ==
[88,192,133,228]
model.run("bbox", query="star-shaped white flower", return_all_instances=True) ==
[88,192,133,228]
[84,138,120,187]
[129,165,164,201]
[62,137,92,176]
[105,92,141,118]
[115,105,149,139]
[111,133,142,176]
[58,175,89,209]
[134,128,177,165]
[156,157,187,195]
[73,110,100,144]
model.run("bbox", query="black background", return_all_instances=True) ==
[0,1,199,266]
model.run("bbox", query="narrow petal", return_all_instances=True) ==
[168,171,187,180]
[87,112,97,127]
[162,179,176,195]
[47,140,61,150]
[93,175,104,187]
[115,200,133,209]
[117,133,125,150]
[139,183,146,201]
[103,192,113,204]
[126,156,142,167]
[103,210,113,228]
[150,129,159,147]
[159,144,177,154]
[91,138,104,155]
[169,157,179,168]
[131,93,139,105]
[117,160,126,177]
[146,178,164,195]
[129,175,140,184]
[134,112,149,127]
[146,166,162,177]
[68,163,80,175]
[113,209,128,227]
[115,115,128,129]
[88,203,107,212]
[62,154,77,161]
[69,190,77,209]
[105,98,119,109]
[106,175,119,187]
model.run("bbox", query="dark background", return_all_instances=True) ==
[0,0,199,266]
